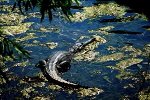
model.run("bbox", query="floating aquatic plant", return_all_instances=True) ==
[74,35,106,61]
[2,23,33,35]
[89,26,114,35]
[21,87,35,98]
[98,52,125,62]
[71,2,127,22]
[0,13,26,26]
[76,87,103,97]
[116,58,143,70]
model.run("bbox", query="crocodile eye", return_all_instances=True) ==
[75,43,82,47]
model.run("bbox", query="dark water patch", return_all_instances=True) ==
[94,0,114,5]
[123,42,133,45]
[123,12,136,17]
[100,17,122,23]
[115,0,150,20]
[8,65,37,77]
[142,25,150,29]
[100,14,139,23]
[23,17,41,23]
[109,30,142,34]
[99,15,117,22]
[0,11,9,14]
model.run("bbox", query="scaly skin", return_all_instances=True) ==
[36,38,99,88]
[46,51,81,88]
[36,51,84,88]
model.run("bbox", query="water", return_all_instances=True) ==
[1,0,150,99]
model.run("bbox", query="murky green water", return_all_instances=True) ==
[0,0,150,99]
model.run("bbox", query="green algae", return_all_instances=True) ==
[98,45,143,64]
[27,12,41,19]
[0,13,26,26]
[21,87,35,98]
[115,58,143,70]
[107,58,143,71]
[98,52,125,62]
[74,51,99,61]
[107,46,117,51]
[28,27,61,35]
[32,82,46,88]
[15,32,58,49]
[138,90,150,100]
[19,76,103,98]
[23,41,58,49]
[143,44,150,57]
[120,45,142,57]
[74,35,106,61]
[104,45,143,70]
[13,60,30,67]
[71,2,127,22]
[16,33,37,42]
[33,96,52,100]
[0,5,32,36]
[76,87,103,97]
[39,27,60,33]
[0,77,6,84]
[89,26,114,35]
[42,42,58,49]
[48,84,62,90]
[0,5,15,13]
[2,22,33,35]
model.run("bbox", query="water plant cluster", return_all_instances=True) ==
[0,0,150,99]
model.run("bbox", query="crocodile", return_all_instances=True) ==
[36,38,98,88]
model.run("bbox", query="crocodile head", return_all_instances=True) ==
[35,60,47,70]
[69,43,83,53]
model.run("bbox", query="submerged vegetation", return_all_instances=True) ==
[0,0,150,99]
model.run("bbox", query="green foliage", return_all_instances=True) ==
[12,0,80,21]
[0,28,30,61]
